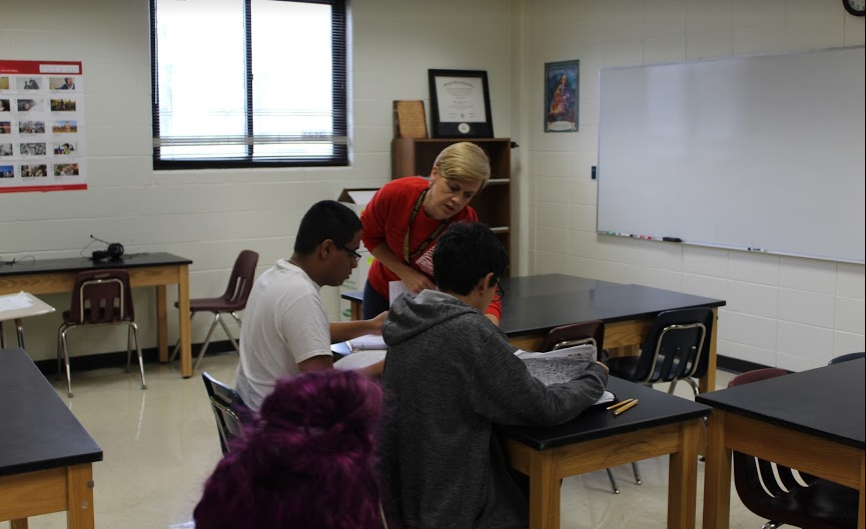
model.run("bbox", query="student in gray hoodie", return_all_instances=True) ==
[379,221,609,529]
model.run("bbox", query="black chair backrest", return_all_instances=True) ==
[728,368,859,529]
[69,269,134,323]
[631,307,713,385]
[539,320,605,360]
[202,371,249,454]
[220,250,259,309]
[829,352,865,365]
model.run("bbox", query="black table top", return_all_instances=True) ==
[0,252,192,278]
[341,275,725,337]
[0,348,103,477]
[501,377,712,451]
[498,278,725,336]
[696,359,865,450]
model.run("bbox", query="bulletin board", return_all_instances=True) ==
[597,46,865,264]
[0,59,86,193]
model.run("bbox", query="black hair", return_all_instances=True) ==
[294,200,363,254]
[433,221,509,295]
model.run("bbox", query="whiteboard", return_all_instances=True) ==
[597,47,865,264]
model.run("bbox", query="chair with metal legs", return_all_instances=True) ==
[539,320,642,494]
[170,250,258,372]
[57,269,146,398]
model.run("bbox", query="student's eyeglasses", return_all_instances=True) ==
[493,278,505,302]
[342,247,362,264]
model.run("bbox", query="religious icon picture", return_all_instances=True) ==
[544,60,579,133]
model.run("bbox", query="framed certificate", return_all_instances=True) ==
[428,69,493,138]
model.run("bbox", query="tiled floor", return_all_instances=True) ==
[23,354,766,529]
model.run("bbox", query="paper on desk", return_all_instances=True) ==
[389,280,411,304]
[349,333,387,351]
[0,291,34,312]
[334,349,386,370]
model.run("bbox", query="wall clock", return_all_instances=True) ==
[843,0,865,16]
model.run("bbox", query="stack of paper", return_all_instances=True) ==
[348,333,387,351]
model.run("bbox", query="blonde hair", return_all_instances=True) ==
[432,142,491,189]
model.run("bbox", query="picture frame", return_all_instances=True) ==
[428,69,493,138]
[544,60,579,132]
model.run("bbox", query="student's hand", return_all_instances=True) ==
[594,361,610,374]
[398,267,436,294]
[368,310,388,334]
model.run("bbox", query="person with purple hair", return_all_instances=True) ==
[194,369,387,529]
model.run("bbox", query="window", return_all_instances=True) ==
[150,0,347,169]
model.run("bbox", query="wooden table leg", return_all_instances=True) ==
[857,459,866,529]
[177,264,192,378]
[668,419,700,529]
[528,449,560,529]
[350,299,362,321]
[67,464,95,529]
[699,308,719,394]
[702,409,732,529]
[156,285,168,363]
[10,519,28,529]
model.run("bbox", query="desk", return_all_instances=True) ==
[0,253,195,378]
[0,292,55,349]
[0,348,103,528]
[502,376,711,529]
[698,359,866,529]
[342,274,726,392]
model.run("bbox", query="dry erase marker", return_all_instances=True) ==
[747,247,766,252]
[613,399,639,416]
[639,235,652,240]
[662,237,682,243]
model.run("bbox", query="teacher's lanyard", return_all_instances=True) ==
[403,188,450,264]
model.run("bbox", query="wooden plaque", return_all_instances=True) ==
[393,100,428,139]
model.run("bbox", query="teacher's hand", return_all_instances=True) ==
[399,267,436,294]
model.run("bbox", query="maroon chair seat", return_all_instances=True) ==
[729,368,859,529]
[57,269,146,397]
[170,250,258,372]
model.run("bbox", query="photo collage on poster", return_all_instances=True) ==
[0,60,86,192]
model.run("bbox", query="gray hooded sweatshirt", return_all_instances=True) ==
[379,290,609,529]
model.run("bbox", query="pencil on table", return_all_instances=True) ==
[606,398,634,411]
[613,399,639,416]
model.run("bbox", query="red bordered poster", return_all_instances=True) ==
[0,59,86,193]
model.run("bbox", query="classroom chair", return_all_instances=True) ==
[171,249,258,372]
[606,307,713,398]
[57,269,146,398]
[202,371,250,455]
[728,368,859,529]
[540,320,642,494]
[828,351,865,365]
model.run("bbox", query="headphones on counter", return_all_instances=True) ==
[90,235,125,261]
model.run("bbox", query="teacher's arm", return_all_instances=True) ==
[370,244,435,294]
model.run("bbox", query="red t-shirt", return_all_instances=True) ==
[361,177,502,320]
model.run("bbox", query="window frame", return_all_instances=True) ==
[149,0,348,170]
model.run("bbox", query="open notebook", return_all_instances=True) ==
[515,345,615,406]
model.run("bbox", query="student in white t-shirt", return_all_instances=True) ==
[235,200,386,411]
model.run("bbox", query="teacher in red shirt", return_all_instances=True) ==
[361,142,502,325]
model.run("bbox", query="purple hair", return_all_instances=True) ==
[193,370,384,529]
